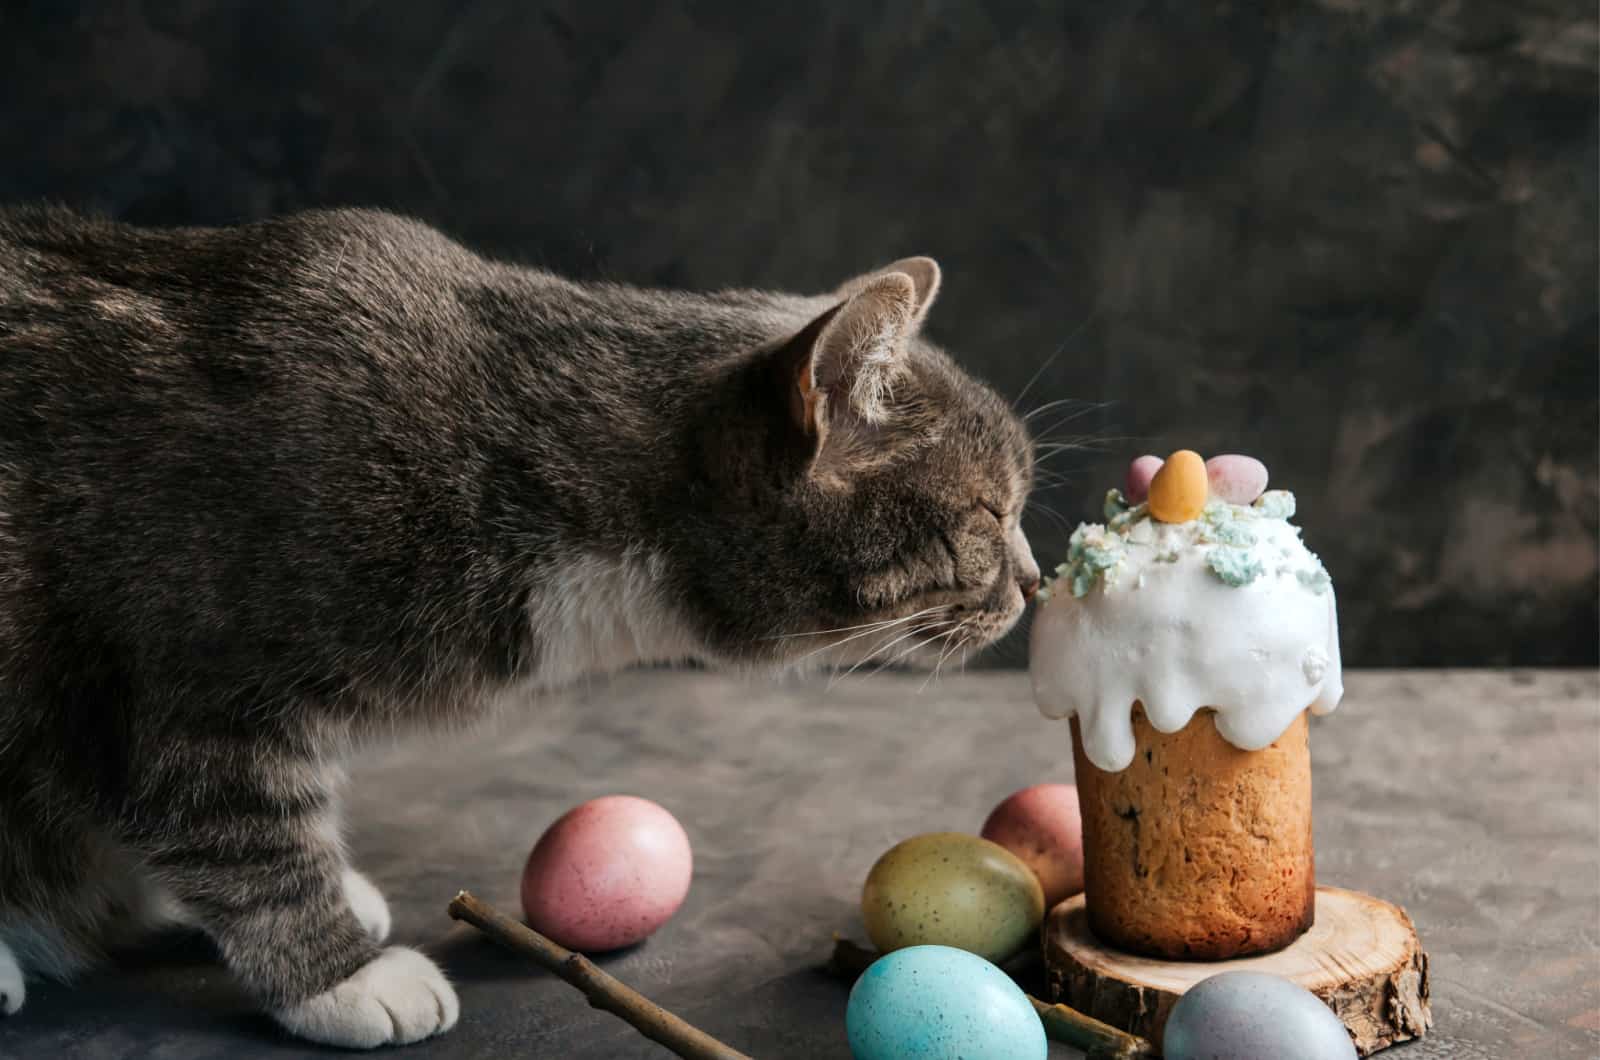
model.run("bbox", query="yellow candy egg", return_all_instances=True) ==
[1148,449,1208,523]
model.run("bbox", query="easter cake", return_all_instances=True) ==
[1030,451,1342,960]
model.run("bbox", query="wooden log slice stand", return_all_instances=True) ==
[1043,886,1432,1056]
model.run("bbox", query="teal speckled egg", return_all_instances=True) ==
[1164,971,1357,1060]
[846,945,1047,1060]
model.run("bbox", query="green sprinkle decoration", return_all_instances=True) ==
[1199,501,1260,547]
[1253,490,1296,520]
[1296,561,1332,593]
[1060,523,1126,598]
[1207,546,1265,586]
[1108,502,1147,533]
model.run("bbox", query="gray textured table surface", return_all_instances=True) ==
[3,669,1596,1059]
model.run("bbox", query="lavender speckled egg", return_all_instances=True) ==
[1164,971,1357,1060]
[1125,454,1164,504]
[846,945,1047,1060]
[979,783,1084,908]
[1204,454,1269,505]
[520,795,692,952]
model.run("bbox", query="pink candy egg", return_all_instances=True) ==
[1124,455,1164,505]
[1205,454,1269,505]
[979,783,1084,908]
[521,795,693,952]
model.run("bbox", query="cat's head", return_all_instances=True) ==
[671,258,1039,673]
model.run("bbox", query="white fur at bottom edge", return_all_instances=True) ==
[0,939,23,1015]
[272,946,458,1049]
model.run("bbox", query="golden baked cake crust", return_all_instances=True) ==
[1071,705,1316,960]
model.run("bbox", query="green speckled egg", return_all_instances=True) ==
[861,832,1046,963]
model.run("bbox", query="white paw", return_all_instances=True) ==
[343,868,392,943]
[273,946,458,1048]
[0,939,24,1015]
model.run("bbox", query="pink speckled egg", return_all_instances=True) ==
[1205,454,1269,505]
[979,784,1084,908]
[1124,455,1164,505]
[520,795,693,952]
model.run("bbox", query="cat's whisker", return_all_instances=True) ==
[826,625,916,690]
[1031,451,1094,472]
[1029,403,1109,442]
[787,607,944,667]
[1029,496,1073,516]
[1031,452,1097,474]
[866,623,959,680]
[1010,301,1106,410]
[1033,439,1101,460]
[1022,396,1097,424]
[1011,348,1066,412]
[1028,483,1075,501]
[765,605,943,640]
[1028,475,1078,497]
[1027,499,1073,523]
[1029,431,1137,461]
[827,618,952,691]
[920,630,970,693]
[1025,399,1111,431]
[1029,421,1128,446]
[949,634,975,681]
[1024,503,1074,534]
[1028,482,1077,501]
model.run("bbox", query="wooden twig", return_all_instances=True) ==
[448,891,753,1060]
[827,936,1157,1059]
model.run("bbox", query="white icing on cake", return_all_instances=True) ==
[1029,493,1343,772]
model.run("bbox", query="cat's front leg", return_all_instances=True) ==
[342,867,392,943]
[126,754,457,1048]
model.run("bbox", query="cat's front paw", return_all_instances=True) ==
[342,867,392,943]
[0,940,24,1015]
[272,946,458,1048]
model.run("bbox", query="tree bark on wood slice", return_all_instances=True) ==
[1043,886,1432,1056]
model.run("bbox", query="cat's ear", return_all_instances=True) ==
[836,256,941,326]
[774,271,919,450]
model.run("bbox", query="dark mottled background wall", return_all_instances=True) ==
[3,1,1596,665]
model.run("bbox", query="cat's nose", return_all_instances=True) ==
[1009,523,1041,601]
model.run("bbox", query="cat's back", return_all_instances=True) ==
[0,204,803,544]
[0,203,485,334]
[0,208,505,622]
[0,205,503,437]
[0,206,763,659]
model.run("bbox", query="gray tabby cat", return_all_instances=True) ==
[0,206,1038,1047]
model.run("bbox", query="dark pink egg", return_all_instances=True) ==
[521,795,693,952]
[1124,455,1164,505]
[980,783,1084,908]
